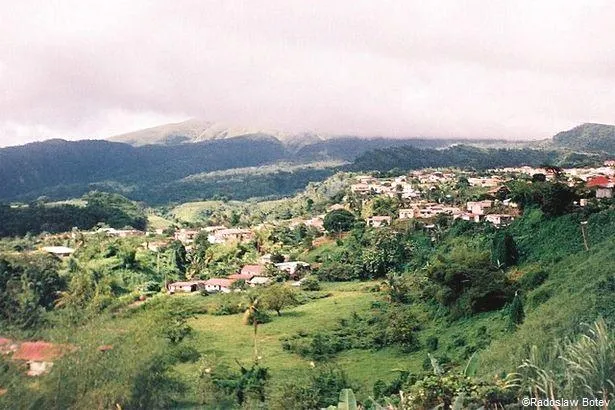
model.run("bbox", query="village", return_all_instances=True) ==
[2,161,615,380]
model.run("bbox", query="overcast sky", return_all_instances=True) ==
[1,0,614,147]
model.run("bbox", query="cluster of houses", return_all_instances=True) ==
[172,226,254,245]
[167,261,311,294]
[349,161,615,229]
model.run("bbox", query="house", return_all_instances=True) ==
[274,262,311,279]
[209,229,253,244]
[101,228,145,238]
[467,177,503,188]
[204,278,236,293]
[167,280,207,293]
[587,176,614,199]
[366,215,392,228]
[174,229,200,244]
[455,212,482,223]
[597,187,614,199]
[12,341,71,376]
[399,208,417,220]
[466,200,493,216]
[484,214,514,226]
[239,264,265,277]
[305,216,325,231]
[350,183,371,195]
[41,246,75,258]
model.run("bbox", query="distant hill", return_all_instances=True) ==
[1,121,599,205]
[552,123,615,154]
[0,137,288,203]
[108,119,328,152]
[348,144,603,172]
[108,119,526,155]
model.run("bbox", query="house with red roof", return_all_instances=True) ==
[238,264,265,278]
[12,341,71,376]
[587,176,614,199]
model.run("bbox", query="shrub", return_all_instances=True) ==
[300,276,321,291]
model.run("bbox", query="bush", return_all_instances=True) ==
[300,276,321,291]
[518,269,549,291]
[426,336,439,352]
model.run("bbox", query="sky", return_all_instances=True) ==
[1,0,614,147]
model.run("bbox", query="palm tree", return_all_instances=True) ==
[242,295,260,361]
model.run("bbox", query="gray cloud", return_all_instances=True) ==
[1,0,614,147]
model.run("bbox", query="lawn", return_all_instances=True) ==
[178,282,417,400]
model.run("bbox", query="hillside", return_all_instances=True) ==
[349,144,602,171]
[0,137,288,203]
[553,122,615,154]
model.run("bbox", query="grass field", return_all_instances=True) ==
[171,282,421,402]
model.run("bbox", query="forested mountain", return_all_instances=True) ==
[553,123,615,154]
[1,123,609,205]
[349,144,602,172]
[0,137,288,202]
[0,133,514,204]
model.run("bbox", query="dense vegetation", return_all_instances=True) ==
[553,122,615,154]
[349,145,602,172]
[0,192,146,237]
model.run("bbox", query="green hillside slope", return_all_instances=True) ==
[553,123,615,154]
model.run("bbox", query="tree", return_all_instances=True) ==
[508,292,525,329]
[0,254,63,329]
[491,232,519,268]
[323,210,356,233]
[260,284,298,316]
[169,240,188,277]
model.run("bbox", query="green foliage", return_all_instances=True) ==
[508,293,525,329]
[301,276,321,291]
[553,122,615,154]
[508,181,577,217]
[282,306,421,360]
[518,319,615,405]
[425,241,512,317]
[490,231,518,268]
[273,366,353,410]
[0,253,63,329]
[324,209,357,233]
[317,262,359,282]
[260,284,298,316]
[350,144,599,172]
[0,191,146,237]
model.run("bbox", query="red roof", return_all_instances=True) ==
[587,175,612,188]
[0,338,12,345]
[205,278,236,287]
[228,272,255,281]
[12,341,68,362]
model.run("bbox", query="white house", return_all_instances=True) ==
[204,278,236,293]
[168,280,207,293]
